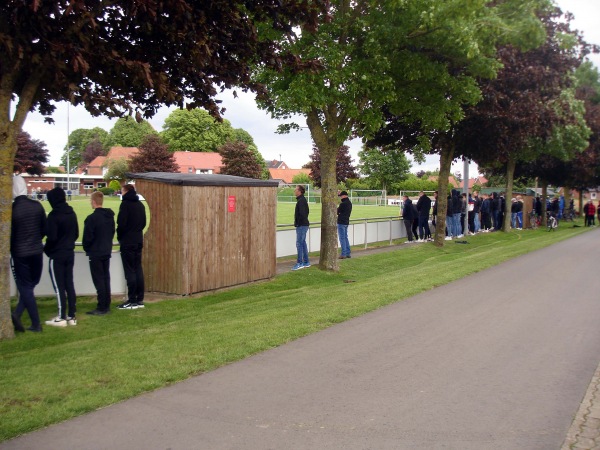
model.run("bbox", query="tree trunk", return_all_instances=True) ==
[306,108,341,271]
[563,187,571,214]
[434,143,454,247]
[502,156,516,232]
[0,127,18,340]
[541,181,548,226]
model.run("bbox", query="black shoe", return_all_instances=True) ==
[136,302,145,308]
[26,325,42,332]
[86,309,109,316]
[117,302,139,310]
[11,313,25,332]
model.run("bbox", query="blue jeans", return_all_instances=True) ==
[511,213,517,228]
[453,213,461,236]
[474,212,480,233]
[295,226,309,264]
[337,224,350,257]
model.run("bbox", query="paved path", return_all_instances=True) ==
[4,230,600,449]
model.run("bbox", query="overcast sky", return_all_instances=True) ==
[22,0,600,177]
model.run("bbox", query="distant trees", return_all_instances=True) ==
[161,108,234,152]
[219,141,263,179]
[129,135,179,173]
[61,127,109,171]
[106,117,158,148]
[304,145,358,188]
[14,132,49,176]
[358,146,411,193]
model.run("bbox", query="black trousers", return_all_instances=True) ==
[12,254,43,327]
[89,257,111,311]
[49,255,77,319]
[404,219,414,241]
[120,243,145,303]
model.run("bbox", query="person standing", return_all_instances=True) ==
[472,191,482,233]
[337,191,352,259]
[44,187,79,327]
[83,191,115,315]
[402,195,416,243]
[10,175,46,333]
[416,191,432,242]
[117,184,147,309]
[292,185,310,270]
[584,200,595,227]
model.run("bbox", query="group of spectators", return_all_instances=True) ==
[10,175,146,333]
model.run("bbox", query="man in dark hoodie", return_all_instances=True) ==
[44,187,79,327]
[402,195,415,243]
[83,191,115,315]
[117,184,147,309]
[292,185,310,270]
[11,175,46,332]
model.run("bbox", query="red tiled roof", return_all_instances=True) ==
[86,156,107,175]
[268,168,310,184]
[106,146,139,160]
[172,151,222,174]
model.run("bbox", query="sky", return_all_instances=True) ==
[21,0,600,179]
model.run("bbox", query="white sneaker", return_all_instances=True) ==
[445,236,452,241]
[67,317,77,326]
[457,234,464,238]
[45,317,67,327]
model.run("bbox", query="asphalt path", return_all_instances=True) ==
[4,229,600,449]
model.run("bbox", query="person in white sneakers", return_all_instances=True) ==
[44,187,79,327]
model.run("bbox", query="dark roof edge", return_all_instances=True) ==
[127,172,279,187]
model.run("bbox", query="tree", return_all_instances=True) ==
[129,135,180,173]
[109,180,122,192]
[292,172,312,185]
[230,128,269,179]
[358,146,411,193]
[104,158,130,184]
[219,141,263,179]
[14,132,49,176]
[0,1,322,339]
[257,0,546,268]
[456,7,592,230]
[161,108,234,152]
[304,144,358,188]
[60,127,109,171]
[82,138,105,165]
[106,117,157,148]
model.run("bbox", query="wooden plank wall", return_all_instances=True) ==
[138,180,185,293]
[137,180,276,295]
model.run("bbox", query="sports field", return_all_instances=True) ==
[39,197,401,237]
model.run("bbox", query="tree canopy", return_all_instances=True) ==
[60,127,109,171]
[357,145,411,193]
[106,117,157,148]
[14,132,49,176]
[129,135,179,174]
[218,141,263,179]
[304,144,358,188]
[161,108,234,152]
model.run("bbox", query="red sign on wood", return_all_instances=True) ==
[228,195,236,212]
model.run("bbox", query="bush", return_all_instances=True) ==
[98,187,115,196]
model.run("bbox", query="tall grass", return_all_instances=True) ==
[0,223,588,441]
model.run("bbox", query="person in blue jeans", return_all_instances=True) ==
[292,185,310,270]
[337,190,353,258]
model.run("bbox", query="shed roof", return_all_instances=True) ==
[127,172,279,187]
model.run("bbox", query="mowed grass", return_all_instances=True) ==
[41,197,399,237]
[0,222,590,441]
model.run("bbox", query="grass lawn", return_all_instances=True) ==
[0,221,589,441]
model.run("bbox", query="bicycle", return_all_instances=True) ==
[562,208,576,222]
[546,212,558,231]
[529,211,539,229]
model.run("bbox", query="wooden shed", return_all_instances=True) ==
[128,172,279,295]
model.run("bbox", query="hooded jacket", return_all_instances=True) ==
[44,188,79,259]
[294,194,310,227]
[451,189,462,215]
[83,208,116,258]
[11,176,46,257]
[117,188,146,245]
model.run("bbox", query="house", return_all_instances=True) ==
[172,151,222,174]
[268,168,310,185]
[267,159,290,170]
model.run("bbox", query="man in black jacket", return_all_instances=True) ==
[117,184,147,309]
[44,187,79,327]
[416,191,432,242]
[11,175,46,332]
[292,185,310,270]
[83,191,115,315]
[337,191,352,259]
[402,195,415,243]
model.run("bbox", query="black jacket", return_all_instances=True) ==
[83,208,115,258]
[44,190,78,259]
[337,197,352,225]
[402,199,415,220]
[117,189,146,245]
[451,189,462,215]
[416,194,432,218]
[294,195,310,227]
[11,196,46,257]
